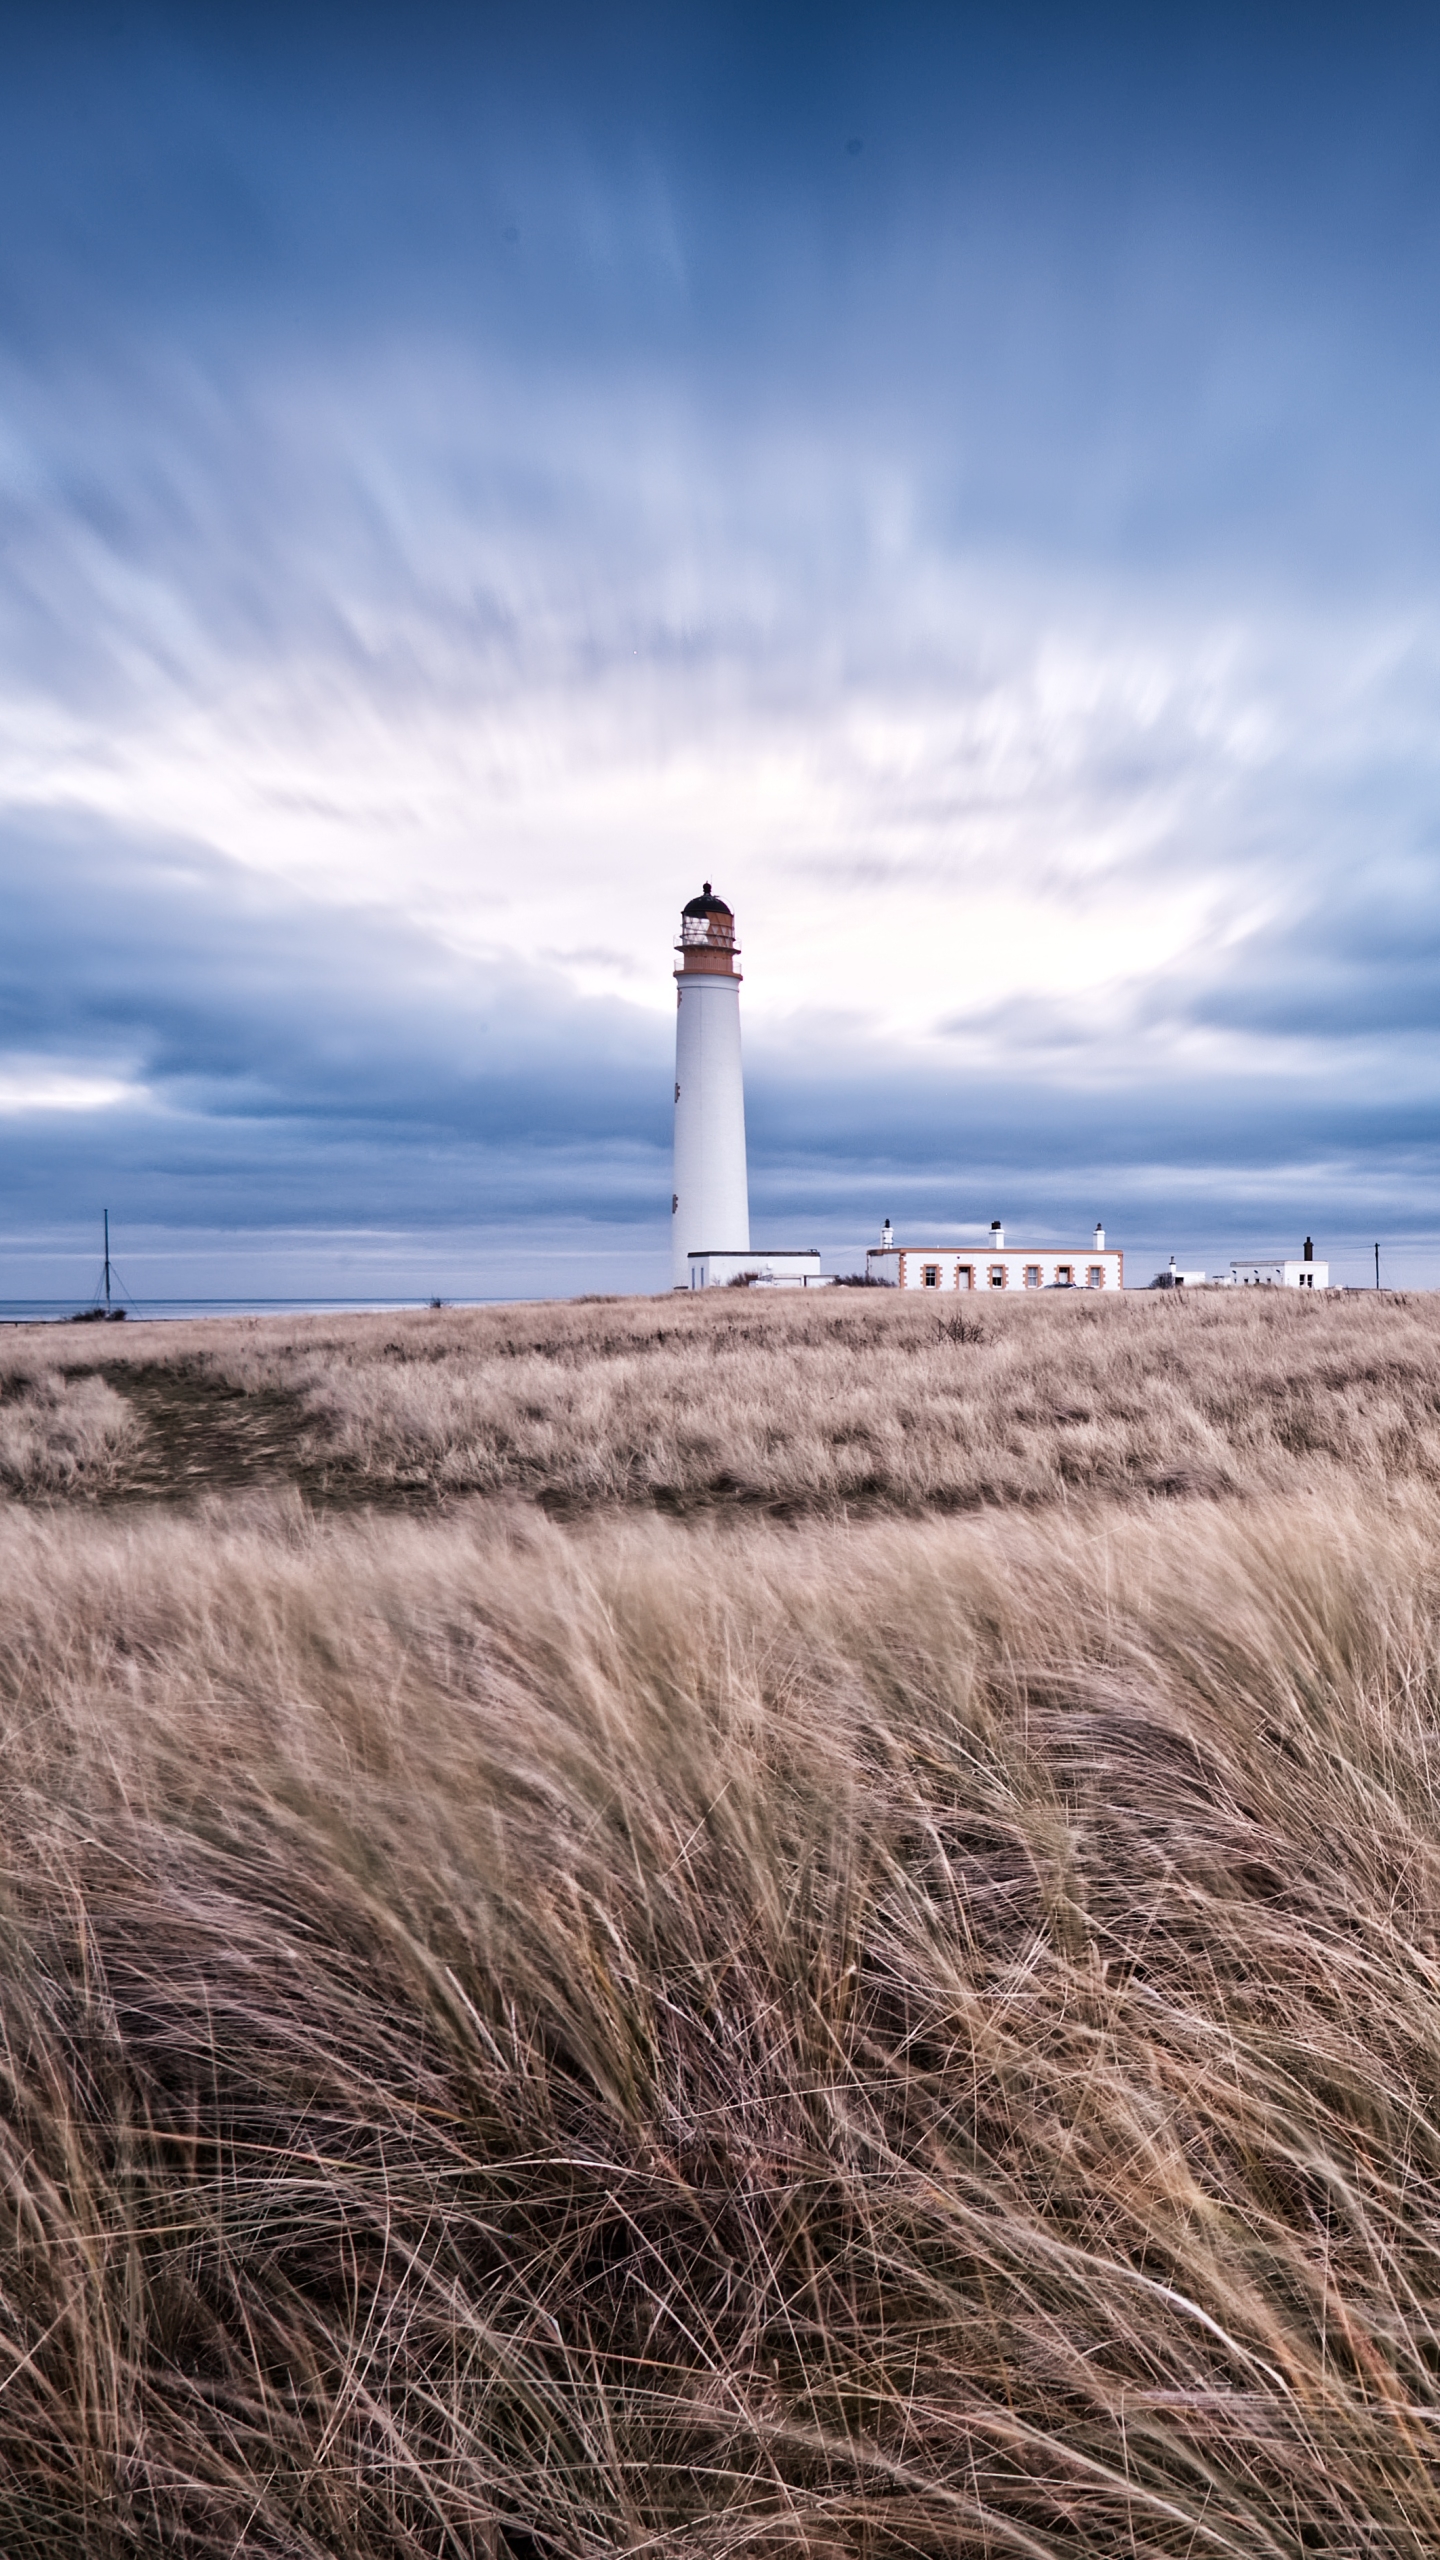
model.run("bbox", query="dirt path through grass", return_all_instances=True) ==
[74,1359,309,1499]
[69,1358,457,1509]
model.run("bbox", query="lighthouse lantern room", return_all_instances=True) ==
[672,885,750,1287]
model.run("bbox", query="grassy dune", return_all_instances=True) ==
[3,1293,1440,2551]
[6,1281,1440,1510]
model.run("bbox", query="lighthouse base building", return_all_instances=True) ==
[686,1249,830,1289]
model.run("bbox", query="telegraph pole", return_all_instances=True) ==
[103,1210,112,1314]
[1375,1240,1381,1290]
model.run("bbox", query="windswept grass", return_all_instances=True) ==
[8,1282,1440,1512]
[232,1285,1440,1511]
[3,1486,1440,2552]
[0,1363,142,1494]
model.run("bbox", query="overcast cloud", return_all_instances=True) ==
[2,1,1440,1295]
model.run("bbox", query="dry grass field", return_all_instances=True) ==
[5,1280,1440,1512]
[4,1288,1440,2553]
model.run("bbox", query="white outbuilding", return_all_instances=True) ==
[1152,1258,1209,1289]
[1230,1239,1329,1290]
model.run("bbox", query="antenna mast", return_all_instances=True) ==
[103,1210,112,1314]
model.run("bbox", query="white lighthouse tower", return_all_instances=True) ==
[671,884,750,1287]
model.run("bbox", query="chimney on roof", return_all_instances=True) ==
[1094,1223,1105,1251]
[990,1219,1004,1250]
[1303,1236,1313,1262]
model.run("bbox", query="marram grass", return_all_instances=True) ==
[1,1450,1440,2552]
[9,1280,1440,1512]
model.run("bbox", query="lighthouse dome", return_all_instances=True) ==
[682,882,732,918]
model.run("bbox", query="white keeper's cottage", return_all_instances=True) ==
[866,1219,1123,1293]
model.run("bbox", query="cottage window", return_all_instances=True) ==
[1024,1265,1041,1288]
[1086,1265,1104,1288]
[988,1264,1007,1288]
[922,1264,940,1287]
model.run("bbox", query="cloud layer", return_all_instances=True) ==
[2,3,1440,1293]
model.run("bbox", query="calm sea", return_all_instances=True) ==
[0,1298,519,1325]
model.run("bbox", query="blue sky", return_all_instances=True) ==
[3,1,1440,1295]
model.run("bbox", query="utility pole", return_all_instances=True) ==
[103,1210,112,1314]
[1375,1240,1381,1291]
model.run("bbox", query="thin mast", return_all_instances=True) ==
[103,1210,111,1314]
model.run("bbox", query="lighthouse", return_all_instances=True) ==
[672,883,750,1286]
